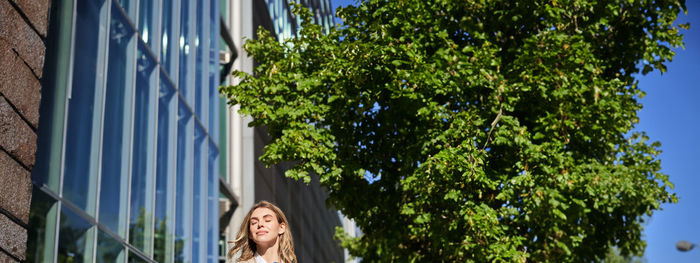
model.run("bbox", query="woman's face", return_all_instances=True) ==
[249,207,286,247]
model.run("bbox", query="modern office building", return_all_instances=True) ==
[0,0,345,262]
[25,0,224,261]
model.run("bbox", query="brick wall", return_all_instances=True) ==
[0,0,49,261]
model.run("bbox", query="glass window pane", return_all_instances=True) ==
[57,205,95,263]
[96,230,126,263]
[63,0,109,215]
[100,2,136,237]
[33,0,74,193]
[207,141,219,263]
[218,97,227,181]
[138,0,160,54]
[27,188,59,263]
[129,41,158,254]
[208,0,220,145]
[116,0,137,24]
[195,0,210,127]
[155,72,177,263]
[219,0,226,19]
[161,0,180,78]
[175,97,193,263]
[179,0,196,105]
[193,123,207,262]
[127,250,150,263]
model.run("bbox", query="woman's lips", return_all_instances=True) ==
[256,230,268,236]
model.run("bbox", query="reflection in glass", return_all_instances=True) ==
[130,42,158,254]
[219,0,228,56]
[138,0,160,53]
[175,98,193,263]
[161,0,180,78]
[195,0,210,127]
[266,0,296,42]
[100,2,135,237]
[207,141,220,262]
[179,0,195,104]
[57,205,94,263]
[32,0,226,261]
[96,230,125,263]
[26,188,58,263]
[128,250,150,263]
[116,0,137,23]
[193,123,207,262]
[208,0,220,145]
[63,0,107,216]
[32,0,73,193]
[155,72,177,263]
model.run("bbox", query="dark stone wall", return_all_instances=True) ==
[0,0,49,261]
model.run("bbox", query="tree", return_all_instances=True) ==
[221,0,687,261]
[603,246,646,263]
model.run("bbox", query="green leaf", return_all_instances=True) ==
[221,0,684,261]
[444,190,460,201]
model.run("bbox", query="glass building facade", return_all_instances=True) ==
[28,0,223,262]
[263,0,334,42]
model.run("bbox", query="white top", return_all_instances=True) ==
[254,252,282,263]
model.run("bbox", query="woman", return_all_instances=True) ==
[228,201,297,263]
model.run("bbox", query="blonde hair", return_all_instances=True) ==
[228,201,297,263]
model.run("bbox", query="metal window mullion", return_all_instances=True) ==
[185,0,197,258]
[53,0,80,258]
[56,0,80,223]
[189,115,195,263]
[186,95,195,262]
[91,0,114,258]
[168,1,182,262]
[154,0,163,61]
[52,203,62,263]
[196,128,209,261]
[119,14,137,247]
[148,0,165,256]
[119,51,135,263]
[202,0,210,130]
[203,135,209,262]
[124,3,140,251]
[126,11,141,259]
[133,0,140,30]
[170,94,179,263]
[87,0,112,219]
[187,3,197,260]
[149,60,161,261]
[170,0,182,86]
[186,110,194,263]
[188,0,197,105]
[151,0,165,259]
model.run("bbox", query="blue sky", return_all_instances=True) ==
[636,1,700,262]
[330,0,700,261]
